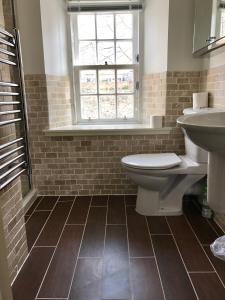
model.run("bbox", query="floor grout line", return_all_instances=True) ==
[66,195,93,300]
[165,217,200,300]
[145,216,167,300]
[188,271,216,274]
[124,196,134,300]
[34,196,77,300]
[101,195,109,298]
[11,196,60,287]
[183,213,225,290]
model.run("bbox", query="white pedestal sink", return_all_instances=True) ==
[177,112,225,213]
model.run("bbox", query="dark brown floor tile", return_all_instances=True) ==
[69,258,102,300]
[36,195,59,210]
[204,246,225,285]
[26,196,43,216]
[190,273,225,300]
[25,214,30,222]
[12,247,54,300]
[147,216,171,234]
[126,206,153,257]
[108,195,126,224]
[208,219,225,236]
[79,207,107,257]
[35,202,72,246]
[58,195,75,202]
[167,216,213,271]
[38,225,83,299]
[67,196,91,224]
[184,200,218,244]
[102,225,130,299]
[26,211,50,251]
[91,195,108,206]
[130,258,164,300]
[152,235,197,300]
[125,194,137,206]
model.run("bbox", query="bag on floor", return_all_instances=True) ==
[210,235,225,261]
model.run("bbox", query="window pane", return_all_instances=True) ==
[99,95,116,119]
[80,70,97,94]
[116,41,133,64]
[117,95,134,119]
[78,15,96,40]
[98,42,115,65]
[116,14,133,39]
[97,14,114,39]
[81,96,98,119]
[79,41,97,65]
[99,70,115,94]
[117,69,134,93]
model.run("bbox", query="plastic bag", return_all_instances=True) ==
[210,235,225,261]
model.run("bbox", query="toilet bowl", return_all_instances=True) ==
[121,153,206,216]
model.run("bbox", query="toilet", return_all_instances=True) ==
[121,108,220,216]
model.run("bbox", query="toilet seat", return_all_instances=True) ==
[121,153,182,170]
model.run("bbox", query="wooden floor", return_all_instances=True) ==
[12,195,225,300]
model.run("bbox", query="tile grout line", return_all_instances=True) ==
[66,195,93,300]
[101,195,109,298]
[24,196,44,224]
[165,217,200,300]
[183,214,225,290]
[145,216,167,300]
[34,196,77,300]
[11,196,60,287]
[124,196,134,300]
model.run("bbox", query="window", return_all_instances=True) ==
[70,11,141,123]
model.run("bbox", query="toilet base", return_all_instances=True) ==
[135,174,204,216]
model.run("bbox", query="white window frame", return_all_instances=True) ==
[70,11,142,124]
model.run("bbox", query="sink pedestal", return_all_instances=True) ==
[208,152,225,213]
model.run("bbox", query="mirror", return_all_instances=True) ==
[193,0,225,55]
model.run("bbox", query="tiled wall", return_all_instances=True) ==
[200,65,225,109]
[0,1,28,282]
[24,71,201,196]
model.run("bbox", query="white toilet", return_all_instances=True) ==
[121,108,219,216]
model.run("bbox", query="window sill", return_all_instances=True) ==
[44,124,172,136]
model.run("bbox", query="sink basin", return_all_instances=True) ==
[177,112,225,153]
[177,112,225,213]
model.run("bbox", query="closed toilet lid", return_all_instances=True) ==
[122,153,182,170]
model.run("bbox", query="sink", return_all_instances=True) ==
[177,112,225,213]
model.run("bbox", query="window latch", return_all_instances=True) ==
[136,54,139,63]
[136,81,140,90]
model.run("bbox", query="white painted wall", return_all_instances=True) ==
[15,0,45,74]
[40,0,69,76]
[144,0,169,74]
[167,0,202,71]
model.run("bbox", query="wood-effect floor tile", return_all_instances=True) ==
[79,207,107,257]
[26,211,50,251]
[152,235,197,300]
[67,196,91,224]
[124,194,137,206]
[130,258,164,300]
[69,258,102,300]
[91,195,108,206]
[36,195,58,211]
[58,195,75,202]
[147,216,171,234]
[37,225,83,299]
[35,202,72,246]
[126,206,153,257]
[26,196,43,216]
[167,216,213,271]
[190,272,225,300]
[102,225,130,300]
[204,246,225,286]
[183,200,218,244]
[108,195,126,224]
[12,247,54,300]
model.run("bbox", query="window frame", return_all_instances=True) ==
[70,10,142,124]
